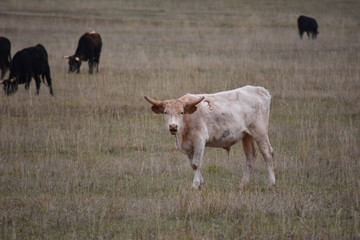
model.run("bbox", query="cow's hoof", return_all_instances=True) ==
[267,182,276,189]
[191,183,201,190]
[238,180,249,190]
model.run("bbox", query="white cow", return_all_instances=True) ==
[144,85,275,190]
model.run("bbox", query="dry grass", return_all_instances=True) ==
[0,0,359,239]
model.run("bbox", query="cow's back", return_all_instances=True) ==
[0,37,11,54]
[298,15,318,31]
[33,44,50,74]
[35,44,48,59]
[9,49,32,82]
[9,45,49,81]
[183,86,271,146]
[78,32,101,47]
[23,45,49,73]
[76,32,102,59]
[189,86,270,113]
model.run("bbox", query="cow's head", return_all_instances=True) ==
[64,56,82,73]
[144,95,204,135]
[0,78,18,95]
[313,31,319,39]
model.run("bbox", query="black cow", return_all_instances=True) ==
[0,36,11,79]
[64,31,102,74]
[0,44,54,96]
[297,15,319,39]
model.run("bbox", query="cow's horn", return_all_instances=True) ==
[75,57,80,61]
[63,56,70,59]
[185,96,204,107]
[144,96,164,106]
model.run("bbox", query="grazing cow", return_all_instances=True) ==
[0,44,53,96]
[145,86,275,190]
[297,15,319,39]
[64,31,102,74]
[0,36,11,79]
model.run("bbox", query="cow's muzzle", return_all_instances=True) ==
[169,124,178,135]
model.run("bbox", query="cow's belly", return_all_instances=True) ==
[205,130,245,148]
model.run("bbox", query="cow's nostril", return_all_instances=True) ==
[169,124,177,130]
[169,124,178,135]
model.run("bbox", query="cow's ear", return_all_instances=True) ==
[151,106,164,114]
[185,106,197,114]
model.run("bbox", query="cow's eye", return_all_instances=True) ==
[164,111,167,114]
[181,112,184,115]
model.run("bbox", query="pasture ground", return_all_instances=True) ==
[0,0,359,239]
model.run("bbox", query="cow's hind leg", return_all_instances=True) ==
[312,32,317,39]
[47,79,54,96]
[34,75,42,95]
[250,126,275,188]
[95,57,100,73]
[239,133,257,189]
[25,75,32,91]
[88,60,94,74]
[44,67,54,96]
[299,30,304,39]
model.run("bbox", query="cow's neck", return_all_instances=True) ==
[174,127,191,154]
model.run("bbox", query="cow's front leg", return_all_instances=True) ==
[187,141,205,190]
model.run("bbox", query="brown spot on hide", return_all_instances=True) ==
[181,133,188,142]
[222,130,230,138]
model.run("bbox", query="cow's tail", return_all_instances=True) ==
[256,86,271,126]
[256,87,271,109]
[264,88,271,121]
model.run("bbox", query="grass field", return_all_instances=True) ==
[0,0,359,239]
